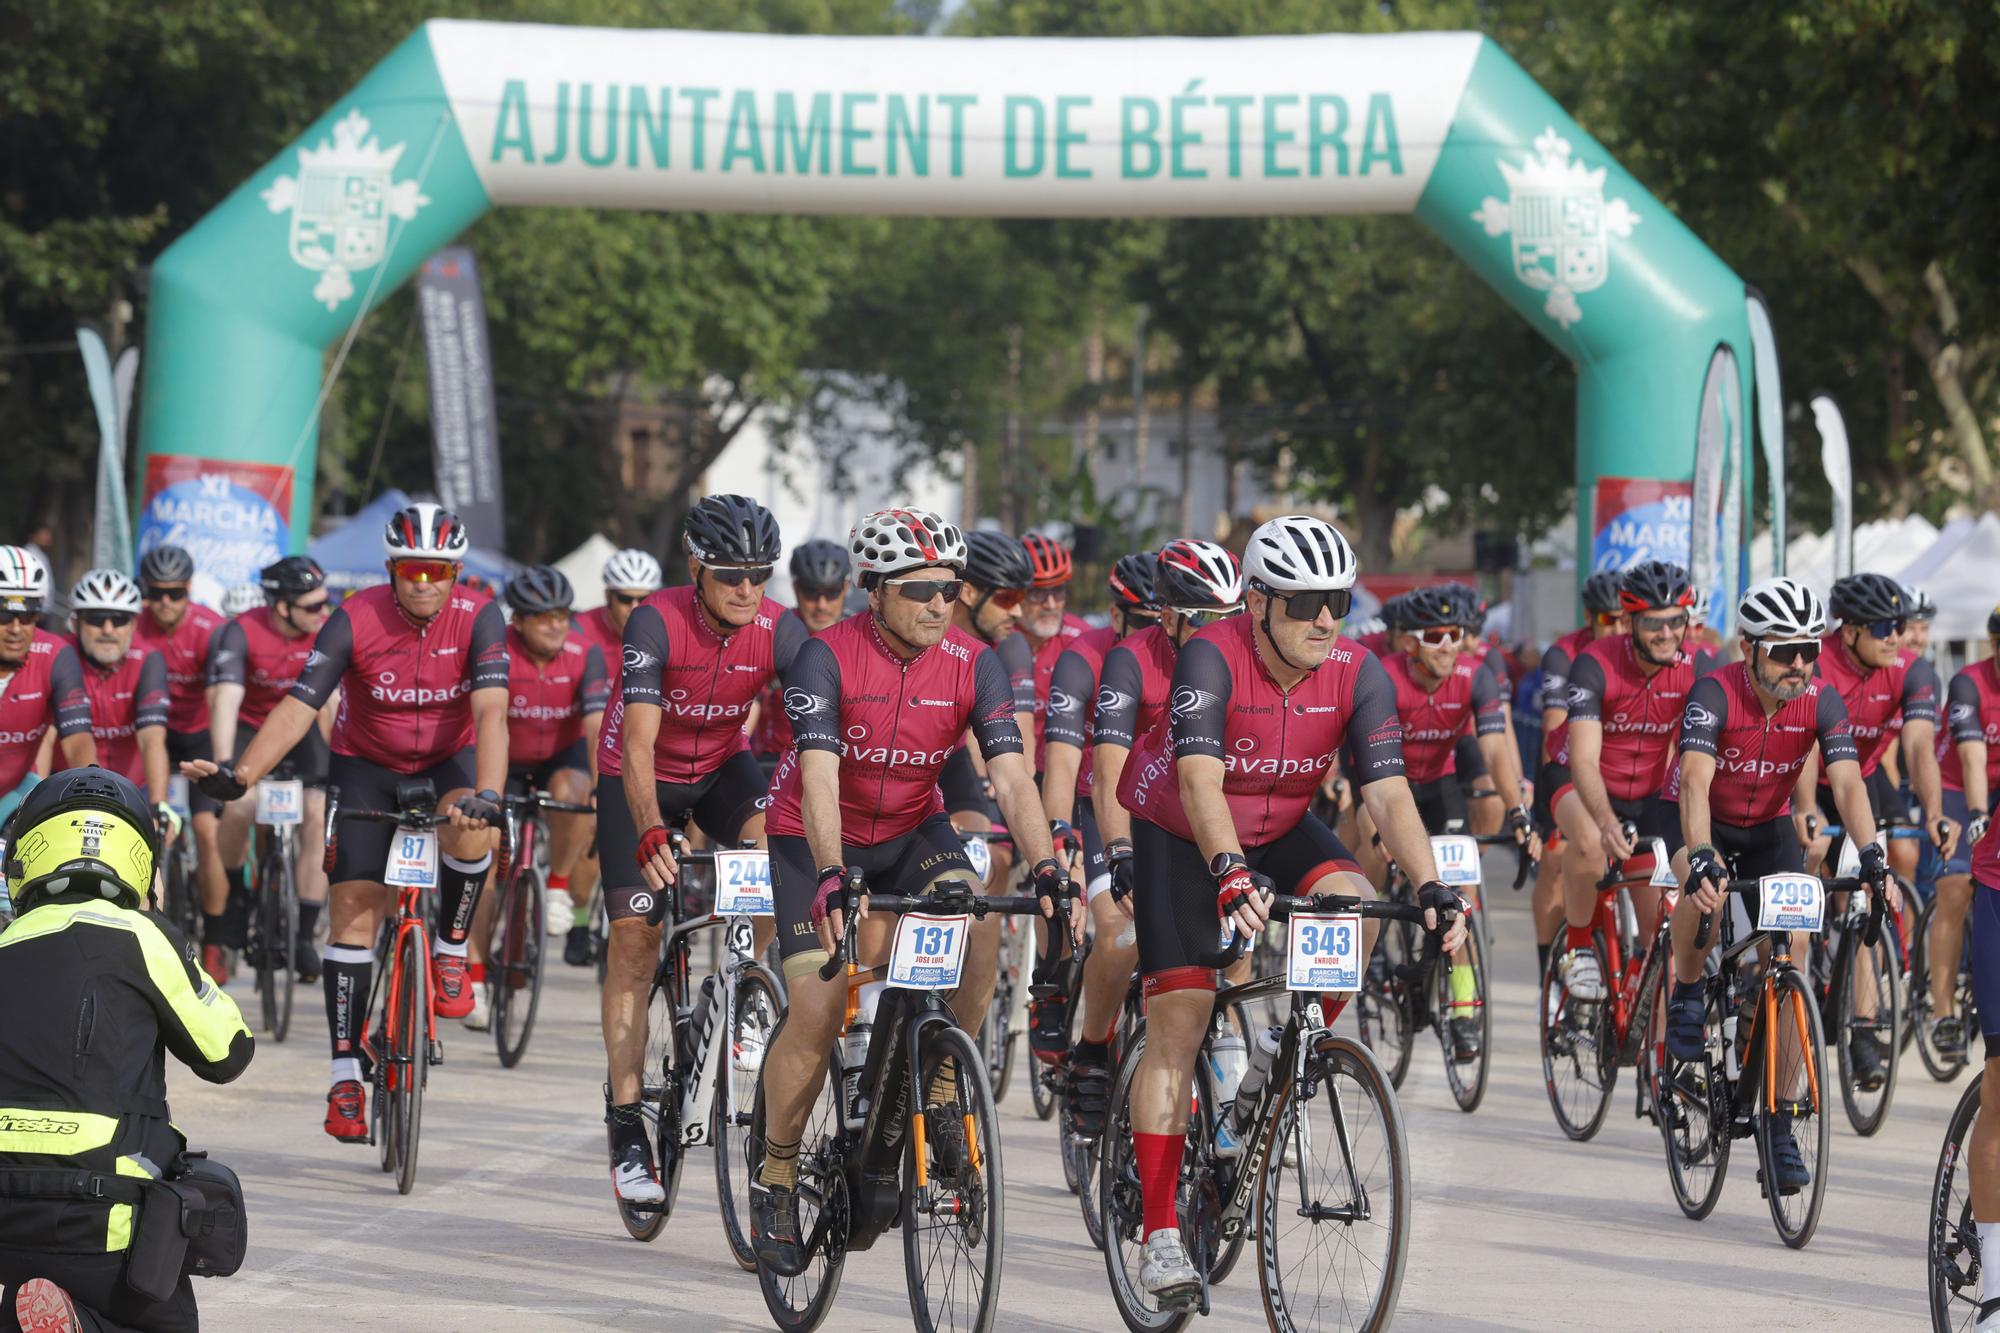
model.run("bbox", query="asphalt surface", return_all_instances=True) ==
[177,875,1947,1331]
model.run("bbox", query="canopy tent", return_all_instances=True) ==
[1893,515,1977,588]
[1784,514,1938,591]
[553,533,620,612]
[310,488,514,593]
[1920,513,2000,641]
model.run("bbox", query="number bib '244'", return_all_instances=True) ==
[713,849,774,917]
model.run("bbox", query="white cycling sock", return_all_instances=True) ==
[433,936,469,959]
[331,1058,362,1086]
[1982,1221,2000,1305]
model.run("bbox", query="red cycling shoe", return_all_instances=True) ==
[325,1079,368,1141]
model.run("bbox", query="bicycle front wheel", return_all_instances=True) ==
[1435,930,1491,1113]
[1758,966,1830,1249]
[752,1013,847,1332]
[1540,939,1614,1141]
[1098,1027,1193,1333]
[715,962,783,1271]
[903,1023,1005,1333]
[1257,1031,1409,1333]
[1657,981,1729,1221]
[1836,925,1901,1137]
[392,925,429,1195]
[1929,1079,1984,1331]
[620,951,683,1241]
[492,866,547,1069]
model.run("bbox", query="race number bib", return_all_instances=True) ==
[961,833,992,883]
[888,913,972,990]
[1757,874,1825,933]
[255,778,305,826]
[166,774,192,817]
[1835,831,1887,881]
[384,828,439,889]
[1430,835,1482,888]
[713,849,774,917]
[1647,837,1677,887]
[1287,913,1363,992]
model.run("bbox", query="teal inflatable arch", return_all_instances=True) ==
[138,21,1760,619]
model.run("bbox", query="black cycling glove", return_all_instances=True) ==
[1857,840,1889,886]
[1105,838,1136,904]
[1686,844,1727,892]
[195,763,247,803]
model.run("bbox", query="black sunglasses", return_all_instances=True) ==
[0,609,38,627]
[1276,588,1353,622]
[886,578,964,604]
[143,586,189,603]
[795,583,845,602]
[705,565,773,587]
[607,590,647,607]
[1634,611,1690,634]
[1863,618,1906,640]
[1763,640,1822,666]
[79,610,136,629]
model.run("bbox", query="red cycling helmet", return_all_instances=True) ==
[1022,533,1073,589]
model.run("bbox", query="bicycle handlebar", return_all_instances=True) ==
[1692,874,1875,951]
[322,784,510,879]
[814,877,1055,984]
[1195,891,1459,970]
[1471,832,1536,889]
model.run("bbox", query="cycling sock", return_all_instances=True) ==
[1073,1036,1109,1065]
[323,945,374,1069]
[202,913,228,946]
[760,1137,800,1190]
[1449,958,1476,1007]
[1536,942,1550,978]
[468,962,486,984]
[1565,923,1594,953]
[1981,1221,2000,1303]
[605,1100,648,1152]
[1134,1132,1185,1239]
[297,900,321,939]
[1671,979,1704,1005]
[548,872,569,899]
[436,851,492,948]
[573,902,593,928]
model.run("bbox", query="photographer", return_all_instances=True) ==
[0,767,252,1332]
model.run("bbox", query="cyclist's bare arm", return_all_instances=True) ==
[208,681,245,764]
[1540,704,1567,763]
[619,699,670,887]
[1362,775,1446,889]
[469,684,509,798]
[1903,717,1953,852]
[1566,719,1629,858]
[1041,740,1083,830]
[211,696,317,787]
[1477,728,1529,814]
[1679,749,1718,858]
[987,749,1057,872]
[138,724,170,805]
[1092,742,1133,846]
[1177,751,1263,937]
[1824,755,1882,848]
[1966,738,1990,815]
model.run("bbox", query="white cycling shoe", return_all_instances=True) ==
[734,1023,768,1073]
[462,986,492,1032]
[1559,950,1605,1003]
[1140,1230,1201,1309]
[613,1143,667,1205]
[545,896,571,936]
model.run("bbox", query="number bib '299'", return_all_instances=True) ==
[1757,874,1825,933]
[889,913,971,990]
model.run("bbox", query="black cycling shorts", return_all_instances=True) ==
[1453,734,1490,794]
[1968,880,2000,1058]
[506,737,590,800]
[1409,775,1468,835]
[770,811,981,980]
[167,728,218,817]
[1532,759,1568,838]
[1609,793,1683,856]
[940,745,1000,821]
[233,723,329,789]
[326,748,476,885]
[1132,813,1360,997]
[1709,815,1805,881]
[596,750,768,924]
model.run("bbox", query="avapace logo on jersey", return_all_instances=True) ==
[1716,748,1811,782]
[666,698,752,723]
[509,700,578,722]
[841,738,957,768]
[370,671,471,706]
[1225,753,1329,779]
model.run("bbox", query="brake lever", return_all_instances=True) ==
[815,869,868,983]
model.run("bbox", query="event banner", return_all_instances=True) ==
[136,455,293,604]
[416,247,505,549]
[1592,476,1728,617]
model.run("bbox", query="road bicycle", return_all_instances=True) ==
[615,835,783,1274]
[1074,969,1146,1252]
[247,767,308,1043]
[1654,863,1872,1248]
[488,786,594,1068]
[1914,888,1982,1083]
[1099,890,1456,1332]
[1539,828,1674,1141]
[1808,868,1903,1136]
[157,775,201,940]
[751,876,1054,1333]
[1928,1076,1987,1331]
[959,828,1036,1104]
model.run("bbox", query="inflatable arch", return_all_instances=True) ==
[137,21,1764,618]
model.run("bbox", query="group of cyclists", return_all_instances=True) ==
[4,488,1998,1331]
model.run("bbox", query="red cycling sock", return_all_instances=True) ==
[548,872,570,895]
[468,961,486,984]
[1134,1132,1186,1239]
[1566,923,1595,952]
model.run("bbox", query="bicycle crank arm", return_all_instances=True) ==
[428,1040,445,1066]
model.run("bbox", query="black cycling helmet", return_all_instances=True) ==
[963,530,1034,592]
[139,545,195,585]
[506,565,575,616]
[1988,602,2000,638]
[1379,592,1412,632]
[684,494,781,566]
[1444,583,1485,630]
[1398,585,1461,631]
[1829,572,1907,626]
[1108,551,1159,611]
[1581,570,1624,617]
[2,767,161,912]
[1618,560,1694,613]
[788,539,852,589]
[260,555,326,602]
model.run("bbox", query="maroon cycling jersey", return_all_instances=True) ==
[504,626,608,766]
[1092,625,1177,752]
[1814,635,1939,778]
[1678,663,1857,825]
[749,677,792,757]
[209,607,316,730]
[1538,626,1596,713]
[1942,660,2000,793]
[1029,613,1091,765]
[131,603,223,733]
[1380,651,1505,785]
[574,605,625,700]
[1552,636,1693,803]
[1119,617,1404,847]
[0,630,93,791]
[1693,646,1723,678]
[1041,625,1121,798]
[71,645,168,786]
[765,615,1024,845]
[1975,808,2000,886]
[598,586,806,784]
[1354,629,1390,660]
[290,584,509,774]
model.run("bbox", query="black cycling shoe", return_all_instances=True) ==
[1765,1116,1810,1194]
[1934,1015,1967,1058]
[563,925,594,968]
[1849,1029,1887,1092]
[1028,994,1070,1065]
[1449,1016,1483,1064]
[926,1104,971,1182]
[1665,991,1708,1062]
[750,1179,807,1276]
[294,934,322,981]
[1065,1047,1111,1138]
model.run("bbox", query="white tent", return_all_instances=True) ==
[1790,514,1936,590]
[1922,512,2000,641]
[554,533,620,611]
[1894,514,1976,587]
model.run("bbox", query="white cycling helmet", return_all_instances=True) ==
[850,508,967,579]
[1243,515,1358,593]
[70,568,143,615]
[1737,576,1826,642]
[602,548,663,593]
[0,545,51,606]
[382,501,470,562]
[221,582,265,617]
[1154,538,1244,610]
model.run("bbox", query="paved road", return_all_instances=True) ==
[181,882,1948,1330]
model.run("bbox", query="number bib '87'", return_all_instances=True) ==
[385,828,439,889]
[889,913,971,990]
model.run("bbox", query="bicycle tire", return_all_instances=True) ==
[1893,876,1922,1054]
[903,1023,1006,1333]
[619,942,683,1241]
[493,864,547,1069]
[394,925,429,1195]
[1436,929,1491,1113]
[1628,934,1668,1128]
[1915,894,1974,1084]
[1836,924,1900,1137]
[1257,1031,1409,1333]
[1757,966,1830,1249]
[1928,1079,1983,1331]
[1356,930,1414,1091]
[1539,938,1614,1141]
[1097,1027,1195,1333]
[1192,1047,1245,1289]
[1657,980,1729,1221]
[715,963,783,1272]
[752,1014,847,1332]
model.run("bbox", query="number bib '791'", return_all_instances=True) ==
[256,778,305,826]
[1287,913,1363,992]
[1757,874,1825,933]
[889,913,971,990]
[713,849,774,917]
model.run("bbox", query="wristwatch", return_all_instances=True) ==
[1208,851,1247,879]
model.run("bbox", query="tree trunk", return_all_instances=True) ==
[1177,385,1195,534]
[1004,323,1025,532]
[960,438,980,530]
[1079,305,1104,469]
[1132,350,1151,531]
[1356,373,1393,569]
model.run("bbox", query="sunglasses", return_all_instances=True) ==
[142,585,189,603]
[1123,609,1160,629]
[79,610,136,630]
[607,590,648,607]
[1634,611,1690,634]
[0,609,39,627]
[1762,640,1822,666]
[1590,611,1622,628]
[1863,618,1906,640]
[1172,606,1239,628]
[980,587,1026,611]
[391,559,458,584]
[289,598,331,617]
[1024,586,1068,604]
[704,564,773,587]
[1275,588,1353,622]
[1412,626,1463,646]
[886,578,963,604]
[795,583,845,602]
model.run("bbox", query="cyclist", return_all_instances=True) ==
[463,565,606,1032]
[207,556,336,985]
[1907,584,1939,656]
[938,529,1037,897]
[66,570,170,806]
[599,495,805,1206]
[1668,576,1886,1191]
[749,507,1075,1275]
[1117,515,1462,1308]
[1068,539,1241,1135]
[1548,560,1695,1004]
[749,538,853,776]
[1927,601,2000,1058]
[1380,582,1537,1061]
[184,502,510,1143]
[1959,812,2000,1329]
[0,546,95,824]
[131,545,228,952]
[1689,589,1725,677]
[563,547,662,966]
[1529,569,1624,980]
[1451,587,1512,838]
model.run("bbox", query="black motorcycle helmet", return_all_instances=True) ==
[788,539,852,590]
[505,565,575,616]
[1581,570,1624,617]
[683,494,781,566]
[963,530,1034,592]
[2,767,161,912]
[1828,572,1907,626]
[260,555,326,602]
[139,545,195,585]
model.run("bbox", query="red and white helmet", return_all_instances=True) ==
[383,501,470,561]
[0,545,50,603]
[849,509,967,578]
[1154,539,1243,610]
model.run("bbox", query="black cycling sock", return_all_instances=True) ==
[297,900,321,939]
[1073,1036,1109,1065]
[202,913,228,946]
[323,945,374,1073]
[219,866,251,946]
[436,851,492,948]
[605,1101,648,1153]
[1536,942,1550,979]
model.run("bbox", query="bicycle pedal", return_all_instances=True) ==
[428,1040,445,1065]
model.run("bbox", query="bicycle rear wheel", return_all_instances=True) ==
[1836,925,1901,1137]
[1929,1079,1984,1331]
[903,1023,1005,1333]
[1098,1028,1194,1333]
[1355,932,1414,1091]
[1916,894,1974,1084]
[1540,939,1615,1140]
[1435,929,1491,1113]
[392,925,429,1195]
[1657,981,1730,1221]
[492,866,547,1069]
[254,839,297,1043]
[1758,966,1829,1249]
[715,962,783,1271]
[752,1018,846,1332]
[620,948,683,1241]
[1257,1031,1409,1333]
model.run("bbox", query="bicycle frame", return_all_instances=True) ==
[374,879,442,1097]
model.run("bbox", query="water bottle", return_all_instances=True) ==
[1220,1025,1283,1153]
[839,981,885,1130]
[1209,1028,1249,1106]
